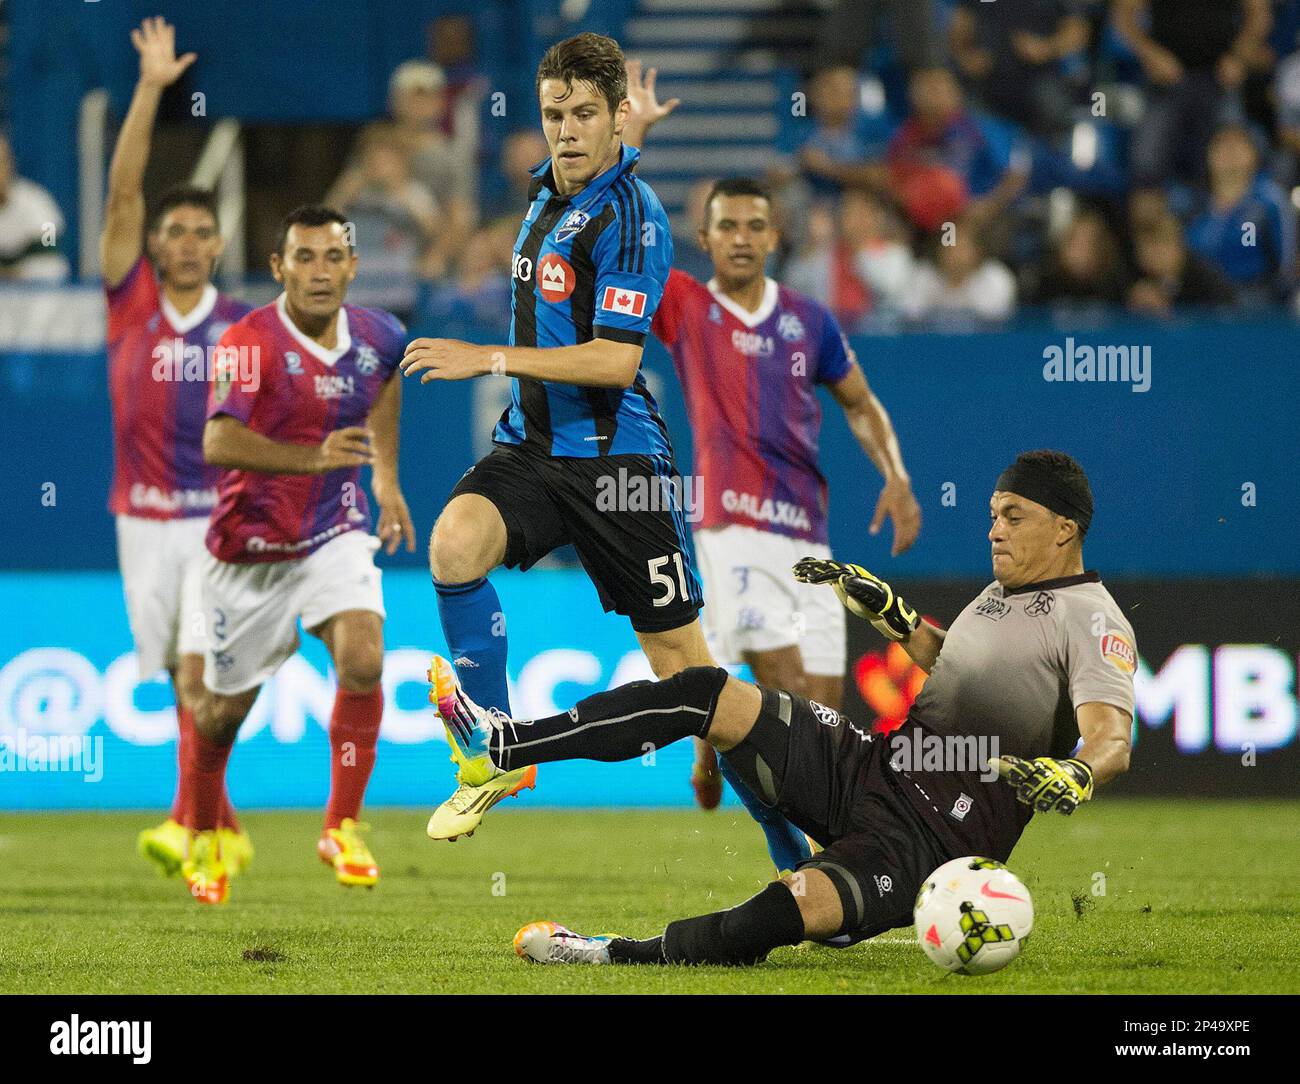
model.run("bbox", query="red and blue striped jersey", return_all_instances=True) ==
[205,295,405,563]
[653,270,855,544]
[105,256,252,518]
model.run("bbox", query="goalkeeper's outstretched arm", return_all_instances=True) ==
[792,556,946,672]
[898,621,945,674]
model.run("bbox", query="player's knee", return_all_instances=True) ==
[174,670,206,713]
[785,864,853,940]
[194,694,245,744]
[335,648,383,692]
[661,665,731,718]
[430,510,494,583]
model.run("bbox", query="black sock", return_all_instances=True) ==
[659,882,807,966]
[608,935,667,965]
[492,666,729,771]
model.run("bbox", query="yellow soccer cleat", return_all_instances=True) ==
[425,654,538,842]
[425,763,538,841]
[318,818,379,888]
[137,817,189,878]
[181,830,229,905]
[218,827,254,878]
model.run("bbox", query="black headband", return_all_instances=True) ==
[996,461,1093,534]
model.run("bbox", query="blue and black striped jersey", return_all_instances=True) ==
[495,144,676,458]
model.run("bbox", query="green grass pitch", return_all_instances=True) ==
[2,799,1296,994]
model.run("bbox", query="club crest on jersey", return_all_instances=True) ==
[538,253,575,302]
[708,302,722,325]
[554,209,591,242]
[600,286,646,317]
[284,351,304,375]
[1100,631,1137,674]
[355,345,380,375]
[777,312,805,342]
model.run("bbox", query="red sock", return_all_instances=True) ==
[170,705,195,823]
[324,686,383,831]
[188,730,235,832]
[221,792,241,833]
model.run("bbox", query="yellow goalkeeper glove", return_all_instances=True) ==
[990,755,1095,815]
[792,557,920,641]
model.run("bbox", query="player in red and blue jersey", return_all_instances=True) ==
[625,65,920,876]
[102,18,254,882]
[177,205,414,904]
[402,34,719,843]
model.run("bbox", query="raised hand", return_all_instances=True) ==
[132,17,197,89]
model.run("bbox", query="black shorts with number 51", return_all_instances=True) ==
[449,443,704,634]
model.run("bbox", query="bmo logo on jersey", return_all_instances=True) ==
[538,253,575,302]
[512,253,533,282]
[314,374,355,400]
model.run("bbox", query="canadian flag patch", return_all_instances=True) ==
[600,286,647,317]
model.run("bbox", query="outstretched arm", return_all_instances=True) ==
[827,365,920,556]
[400,336,643,389]
[367,375,415,554]
[1073,701,1132,787]
[621,59,680,149]
[101,17,197,287]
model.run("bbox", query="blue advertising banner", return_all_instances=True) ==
[0,569,700,811]
[3,569,1297,809]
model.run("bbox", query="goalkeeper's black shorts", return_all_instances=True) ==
[449,442,703,634]
[724,688,954,942]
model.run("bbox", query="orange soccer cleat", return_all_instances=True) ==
[318,818,379,888]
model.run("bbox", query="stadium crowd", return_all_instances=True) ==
[5,1,1300,328]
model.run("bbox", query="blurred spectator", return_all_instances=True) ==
[795,66,893,201]
[949,0,1090,139]
[886,68,1029,235]
[903,216,1017,323]
[481,129,550,220]
[1273,36,1300,180]
[1114,0,1272,188]
[0,134,70,282]
[1030,208,1130,304]
[427,15,485,140]
[1182,125,1295,300]
[329,60,475,275]
[785,187,914,327]
[330,125,440,316]
[423,218,513,335]
[812,0,942,76]
[1127,213,1238,314]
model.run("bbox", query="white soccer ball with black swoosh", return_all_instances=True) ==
[913,856,1033,975]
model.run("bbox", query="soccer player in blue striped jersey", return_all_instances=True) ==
[402,33,712,840]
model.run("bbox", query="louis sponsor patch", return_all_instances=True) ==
[1100,631,1137,674]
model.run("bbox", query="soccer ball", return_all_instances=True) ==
[913,856,1033,975]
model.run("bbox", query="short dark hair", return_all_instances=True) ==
[150,185,219,232]
[1010,449,1093,539]
[535,32,627,114]
[702,176,772,228]
[274,204,351,256]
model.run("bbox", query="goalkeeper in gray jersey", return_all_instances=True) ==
[429,450,1137,967]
